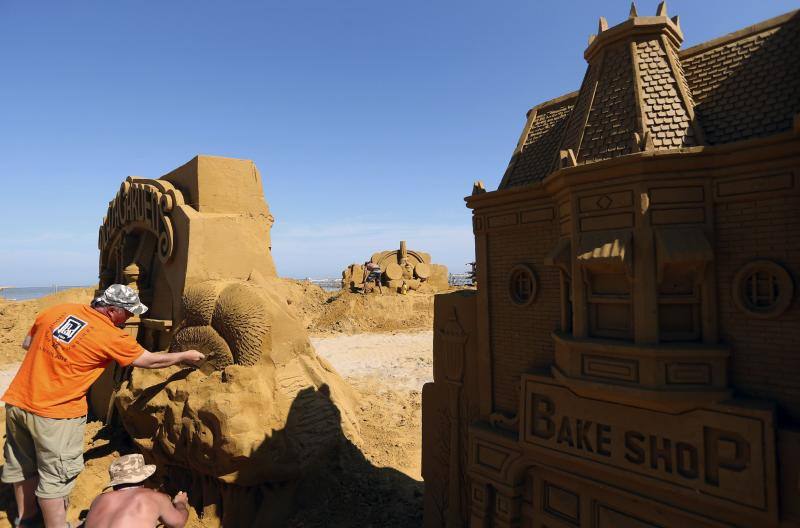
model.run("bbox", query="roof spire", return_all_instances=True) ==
[656,1,667,17]
[598,16,609,32]
[588,34,597,45]
[629,1,638,18]
[671,15,680,29]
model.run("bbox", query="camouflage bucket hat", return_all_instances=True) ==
[94,284,148,315]
[105,454,156,489]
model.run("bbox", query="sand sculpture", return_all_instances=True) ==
[423,7,800,528]
[90,155,359,526]
[342,240,449,293]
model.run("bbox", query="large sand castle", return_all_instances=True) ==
[89,156,361,525]
[422,7,800,528]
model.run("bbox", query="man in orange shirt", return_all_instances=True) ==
[1,284,204,528]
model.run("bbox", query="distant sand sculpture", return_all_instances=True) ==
[342,240,449,293]
[90,156,359,526]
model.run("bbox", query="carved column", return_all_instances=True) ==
[469,481,492,528]
[569,195,588,338]
[99,268,114,290]
[474,225,493,417]
[493,486,522,528]
[120,262,142,339]
[123,262,140,291]
[440,308,468,528]
[634,184,658,344]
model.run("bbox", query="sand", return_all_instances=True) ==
[275,280,437,335]
[311,332,433,394]
[285,332,430,527]
[312,330,432,481]
[0,286,433,527]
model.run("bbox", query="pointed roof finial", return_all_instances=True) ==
[656,1,667,17]
[598,16,609,32]
[559,149,578,168]
[671,15,680,29]
[629,1,638,18]
[588,33,597,45]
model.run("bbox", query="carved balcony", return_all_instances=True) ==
[551,332,731,412]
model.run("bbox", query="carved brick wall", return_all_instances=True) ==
[484,213,561,413]
[715,187,800,423]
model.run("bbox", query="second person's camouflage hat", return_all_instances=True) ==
[104,453,156,489]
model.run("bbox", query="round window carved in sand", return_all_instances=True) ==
[732,260,794,319]
[508,264,538,307]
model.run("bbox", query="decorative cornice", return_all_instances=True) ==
[468,132,799,210]
[585,16,683,61]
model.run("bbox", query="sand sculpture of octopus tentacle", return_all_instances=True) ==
[94,156,359,526]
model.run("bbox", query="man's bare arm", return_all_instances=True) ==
[131,350,204,369]
[159,491,189,528]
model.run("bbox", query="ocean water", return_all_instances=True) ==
[0,274,470,301]
[449,273,473,286]
[299,274,473,291]
[295,278,341,292]
[0,286,90,301]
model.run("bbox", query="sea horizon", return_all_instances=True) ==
[1,272,472,301]
[0,285,94,301]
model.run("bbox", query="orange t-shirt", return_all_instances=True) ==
[2,303,145,419]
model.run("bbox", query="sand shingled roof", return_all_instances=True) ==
[500,9,800,189]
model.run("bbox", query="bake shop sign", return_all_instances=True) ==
[522,377,774,511]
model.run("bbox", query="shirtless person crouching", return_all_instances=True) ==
[83,454,189,528]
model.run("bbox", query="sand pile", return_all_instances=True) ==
[0,287,95,366]
[258,331,432,527]
[0,287,431,527]
[309,290,435,335]
[112,277,362,526]
[275,280,437,335]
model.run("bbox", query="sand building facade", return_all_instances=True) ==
[423,6,800,528]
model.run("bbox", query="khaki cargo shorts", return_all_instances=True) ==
[1,404,86,498]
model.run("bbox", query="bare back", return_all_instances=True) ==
[84,487,187,528]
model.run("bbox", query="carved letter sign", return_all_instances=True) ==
[522,376,777,516]
[98,177,184,263]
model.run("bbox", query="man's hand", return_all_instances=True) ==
[180,350,205,364]
[172,491,188,507]
[160,490,190,528]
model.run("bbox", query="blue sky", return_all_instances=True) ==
[0,0,795,286]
